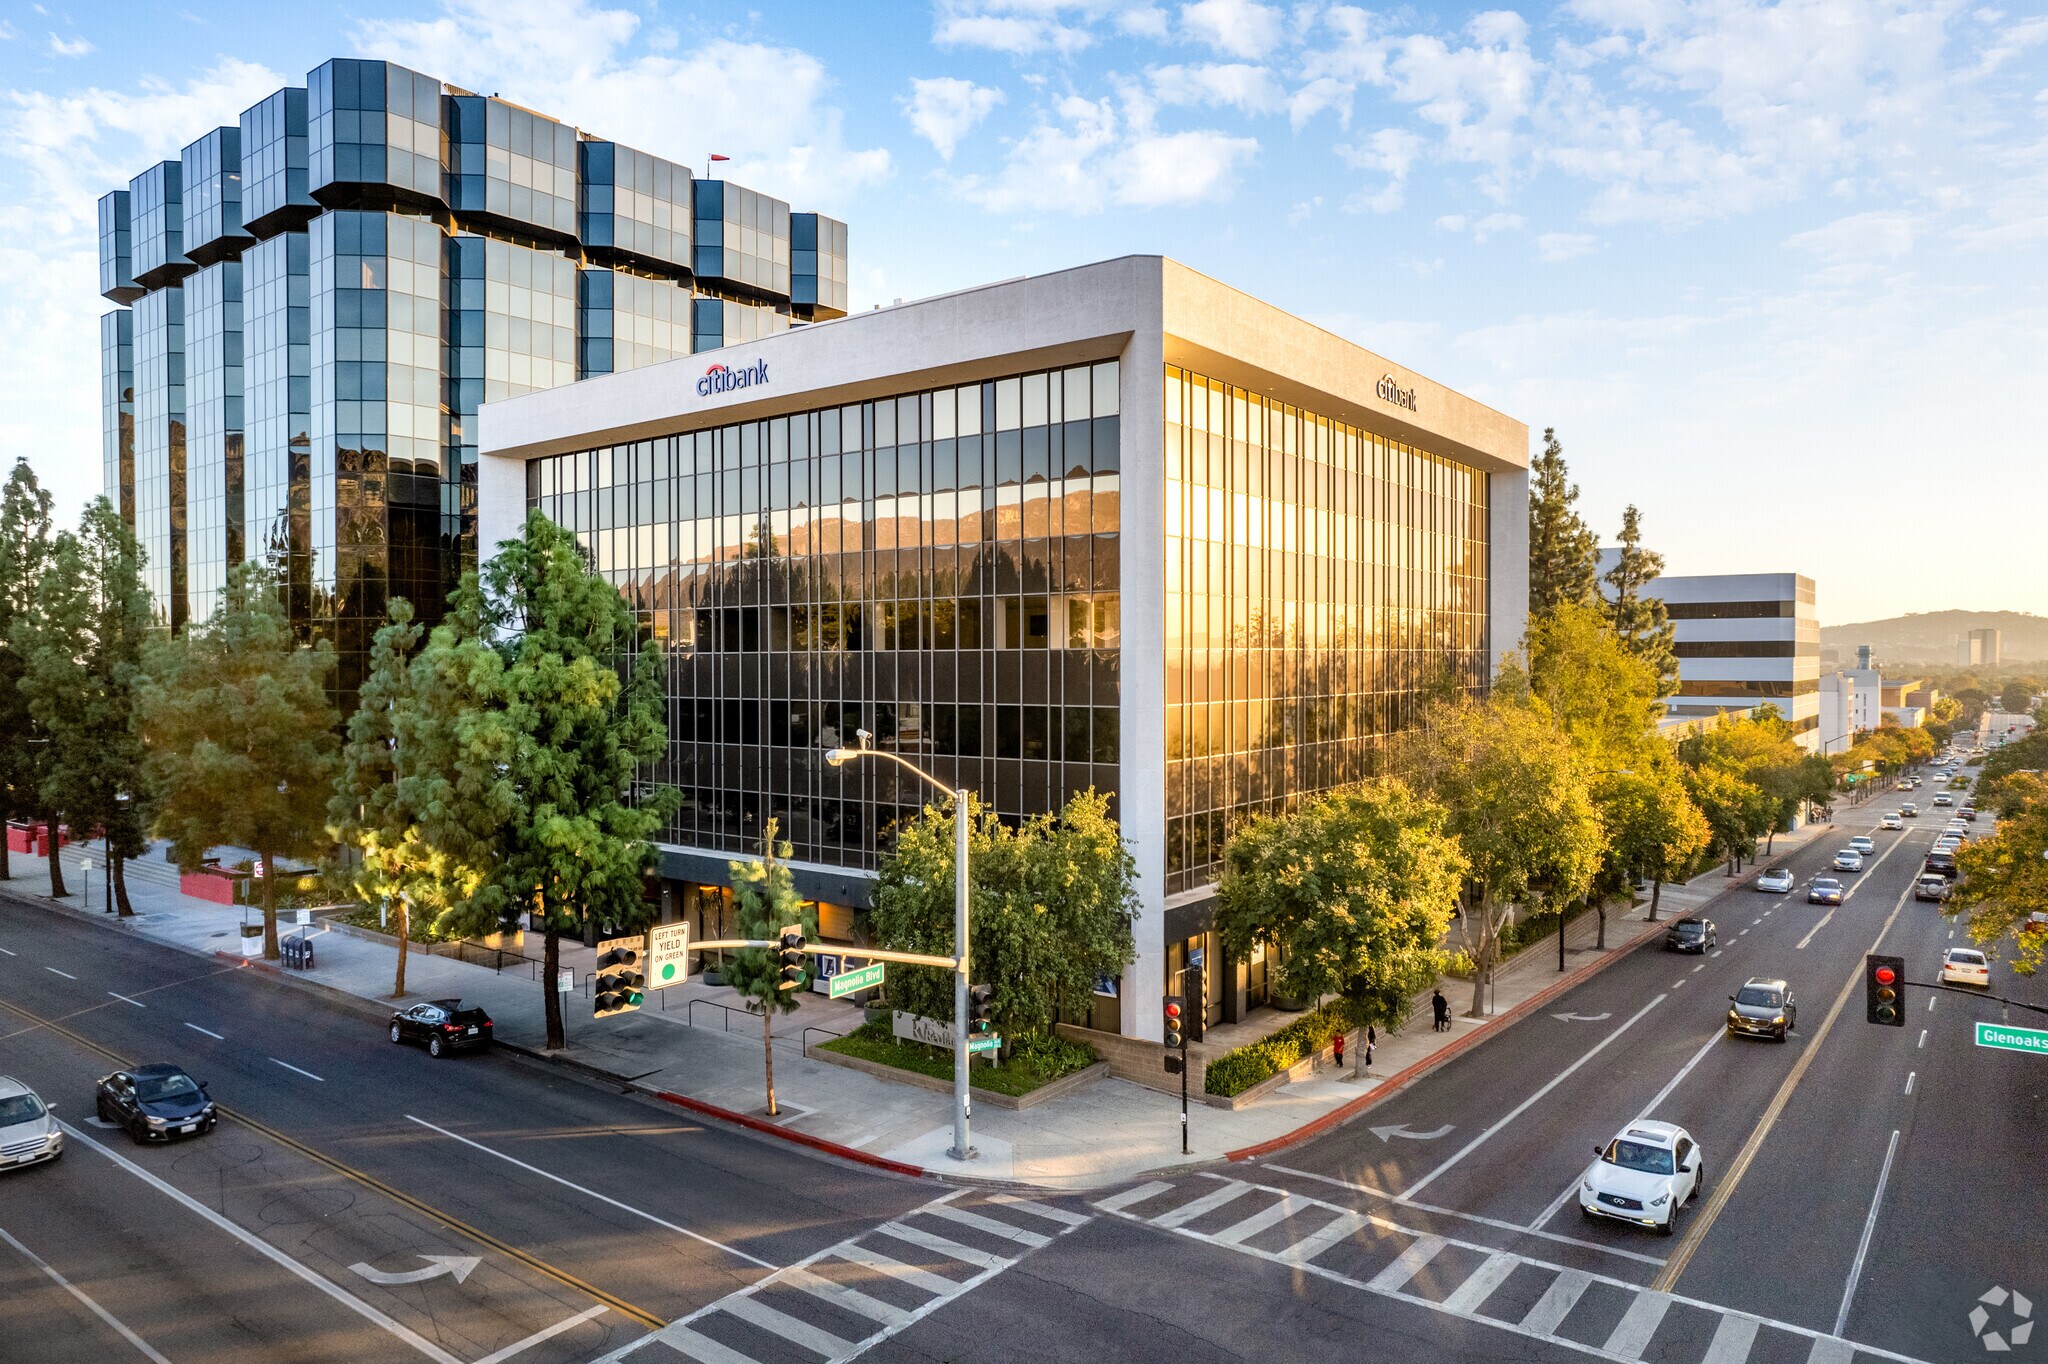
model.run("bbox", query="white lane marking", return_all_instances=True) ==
[0,946,16,955]
[986,1193,1092,1227]
[1903,1072,1915,1095]
[1835,1129,1901,1336]
[1369,1235,1447,1292]
[348,1255,478,1285]
[1917,1029,1927,1050]
[1673,978,1688,988]
[1531,1028,1724,1232]
[1928,995,1938,1012]
[1401,995,1667,1201]
[46,968,77,979]
[1753,918,1763,926]
[1094,1181,1174,1215]
[781,1264,911,1327]
[925,1203,1050,1248]
[1797,910,1836,949]
[56,1122,464,1364]
[1208,1194,1310,1248]
[1263,1165,1666,1268]
[404,1115,777,1270]
[1442,1250,1521,1315]
[107,992,146,1008]
[0,1223,173,1363]
[469,1305,609,1364]
[1605,1289,1674,1357]
[722,1294,853,1358]
[269,1058,325,1082]
[1152,1180,1255,1230]
[1693,964,1707,974]
[1739,929,1749,936]
[1710,949,1723,958]
[184,1023,224,1040]
[1948,929,1955,940]
[1519,1267,1592,1336]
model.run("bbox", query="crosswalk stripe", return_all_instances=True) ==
[1604,1289,1673,1358]
[1805,1337,1857,1364]
[1210,1195,1307,1248]
[1368,1235,1447,1293]
[1702,1314,1761,1364]
[986,1194,1091,1227]
[1519,1268,1592,1337]
[1441,1251,1519,1317]
[656,1324,757,1364]
[1278,1210,1366,1266]
[720,1293,854,1358]
[925,1203,1051,1248]
[781,1266,911,1328]
[1153,1181,1252,1229]
[1094,1181,1174,1215]
[874,1220,1008,1272]
[830,1244,963,1298]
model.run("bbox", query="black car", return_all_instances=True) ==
[1665,917,1716,953]
[1924,851,1959,880]
[95,1064,216,1143]
[1727,978,1798,1042]
[389,999,494,1057]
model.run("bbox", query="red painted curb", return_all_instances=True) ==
[214,951,278,974]
[1225,911,1675,1162]
[649,1089,927,1178]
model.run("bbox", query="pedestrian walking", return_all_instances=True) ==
[1332,1028,1345,1069]
[1364,1025,1376,1069]
[1432,989,1451,1032]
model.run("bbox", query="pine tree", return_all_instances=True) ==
[724,825,817,1117]
[1526,428,1600,622]
[137,561,340,958]
[1604,504,1678,696]
[0,461,57,886]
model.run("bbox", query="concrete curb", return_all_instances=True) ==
[1225,910,1675,1163]
[647,1089,929,1179]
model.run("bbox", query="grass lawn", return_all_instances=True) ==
[819,1024,1094,1098]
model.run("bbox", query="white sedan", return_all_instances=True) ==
[1880,813,1903,830]
[1755,868,1796,894]
[1849,835,1876,855]
[1940,948,1990,988]
[1832,850,1865,872]
[1579,1121,1704,1237]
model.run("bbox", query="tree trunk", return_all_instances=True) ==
[1649,878,1663,922]
[1596,899,1607,950]
[45,814,68,898]
[114,853,134,917]
[543,927,565,1049]
[260,851,280,959]
[392,897,410,999]
[763,1005,779,1117]
[1467,897,1490,1017]
[0,805,10,880]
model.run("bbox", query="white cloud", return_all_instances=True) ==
[1118,6,1171,39]
[1181,0,1283,59]
[355,0,891,206]
[1117,128,1257,204]
[932,1,1101,55]
[1286,195,1322,226]
[1437,210,1526,242]
[1147,62,1283,114]
[1537,231,1600,261]
[951,93,1255,213]
[902,77,1006,161]
[1785,210,1920,263]
[47,33,92,57]
[1336,127,1423,212]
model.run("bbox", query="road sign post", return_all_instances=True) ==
[1975,1021,2048,1056]
[647,923,690,989]
[828,960,887,999]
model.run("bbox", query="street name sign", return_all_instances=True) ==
[647,923,690,988]
[1975,1021,2048,1056]
[828,961,886,999]
[968,1035,1002,1054]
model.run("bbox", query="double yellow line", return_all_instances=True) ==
[0,992,665,1331]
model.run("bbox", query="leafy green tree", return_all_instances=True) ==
[0,460,58,886]
[20,501,154,914]
[871,790,1138,1046]
[1526,599,1667,764]
[1402,679,1606,1015]
[723,825,818,1116]
[2001,680,2034,715]
[1527,429,1600,621]
[1214,781,1466,1030]
[137,562,340,959]
[1603,505,1677,695]
[1681,759,1773,873]
[1596,758,1710,924]
[1949,796,2048,976]
[432,511,675,1049]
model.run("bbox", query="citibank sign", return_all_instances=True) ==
[698,358,768,398]
[1377,373,1419,412]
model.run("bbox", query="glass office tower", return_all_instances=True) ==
[98,57,847,696]
[479,257,1529,1042]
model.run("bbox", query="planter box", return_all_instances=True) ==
[804,1043,1109,1111]
[1200,1038,1349,1111]
[180,871,237,906]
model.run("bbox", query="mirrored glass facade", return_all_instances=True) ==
[693,180,791,298]
[446,96,576,241]
[791,212,848,320]
[523,359,1125,870]
[100,310,135,523]
[130,161,191,290]
[242,88,314,237]
[1162,365,1491,894]
[184,260,244,624]
[180,128,252,267]
[98,190,142,305]
[242,230,313,634]
[133,286,187,629]
[309,59,443,206]
[579,141,692,273]
[578,268,694,378]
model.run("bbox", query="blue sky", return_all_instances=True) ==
[3,0,2044,625]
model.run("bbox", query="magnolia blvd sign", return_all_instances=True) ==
[1377,373,1419,412]
[698,358,768,398]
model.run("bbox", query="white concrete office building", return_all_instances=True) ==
[477,256,1529,1044]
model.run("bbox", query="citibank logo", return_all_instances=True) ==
[698,358,768,398]
[1377,373,1419,412]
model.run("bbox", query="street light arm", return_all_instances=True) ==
[845,746,960,801]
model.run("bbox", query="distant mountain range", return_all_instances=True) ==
[1820,611,2048,665]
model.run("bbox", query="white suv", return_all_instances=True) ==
[0,1077,63,1171]
[1579,1121,1703,1237]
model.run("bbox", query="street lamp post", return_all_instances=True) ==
[825,729,976,1162]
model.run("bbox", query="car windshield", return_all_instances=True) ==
[1949,951,1986,965]
[1673,922,1704,935]
[1814,879,1840,889]
[1606,1140,1676,1175]
[0,1094,46,1124]
[1736,986,1783,1008]
[134,1074,201,1102]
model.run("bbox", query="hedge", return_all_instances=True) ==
[1203,999,1367,1097]
[820,1024,1096,1098]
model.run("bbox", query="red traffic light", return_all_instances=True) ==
[1873,965,1896,985]
[1164,1003,1182,1019]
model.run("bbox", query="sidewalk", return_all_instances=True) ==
[0,819,1835,1191]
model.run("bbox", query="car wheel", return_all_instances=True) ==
[95,1096,110,1123]
[1581,1204,1597,1222]
[390,1022,403,1044]
[428,1034,444,1059]
[1695,1161,1706,1194]
[1658,1211,1677,1238]
[128,1122,149,1146]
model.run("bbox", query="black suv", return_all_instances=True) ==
[389,999,494,1057]
[1664,917,1716,953]
[1727,979,1798,1042]
[1924,850,1959,880]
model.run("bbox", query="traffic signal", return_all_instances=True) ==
[1162,994,1185,1049]
[968,984,995,1033]
[594,938,645,1018]
[1186,969,1206,1043]
[776,925,807,992]
[1864,954,1906,1026]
